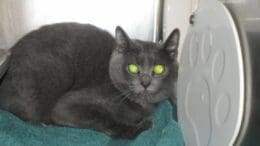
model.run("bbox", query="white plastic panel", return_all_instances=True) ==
[177,0,244,146]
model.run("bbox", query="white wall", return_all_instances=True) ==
[0,0,157,49]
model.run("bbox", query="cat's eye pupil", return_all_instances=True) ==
[128,64,139,74]
[153,64,165,75]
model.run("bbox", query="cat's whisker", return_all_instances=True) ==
[113,91,129,100]
[111,90,132,102]
[118,93,132,104]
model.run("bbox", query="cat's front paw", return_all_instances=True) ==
[140,120,154,130]
[114,120,154,139]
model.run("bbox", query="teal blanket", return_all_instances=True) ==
[0,100,184,146]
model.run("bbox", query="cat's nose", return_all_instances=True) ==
[141,74,151,89]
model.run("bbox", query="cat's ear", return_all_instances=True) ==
[163,29,180,59]
[115,26,130,51]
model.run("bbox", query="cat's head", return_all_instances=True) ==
[109,26,179,106]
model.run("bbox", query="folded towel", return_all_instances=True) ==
[0,100,184,146]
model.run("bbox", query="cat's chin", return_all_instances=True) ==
[131,91,155,99]
[134,90,169,104]
[142,90,155,96]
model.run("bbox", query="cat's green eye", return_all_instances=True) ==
[128,64,139,74]
[153,64,165,75]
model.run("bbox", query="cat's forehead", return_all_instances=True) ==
[132,40,162,51]
[125,40,170,64]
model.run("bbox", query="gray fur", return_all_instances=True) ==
[0,23,180,139]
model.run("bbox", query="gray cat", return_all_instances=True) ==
[0,23,179,139]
